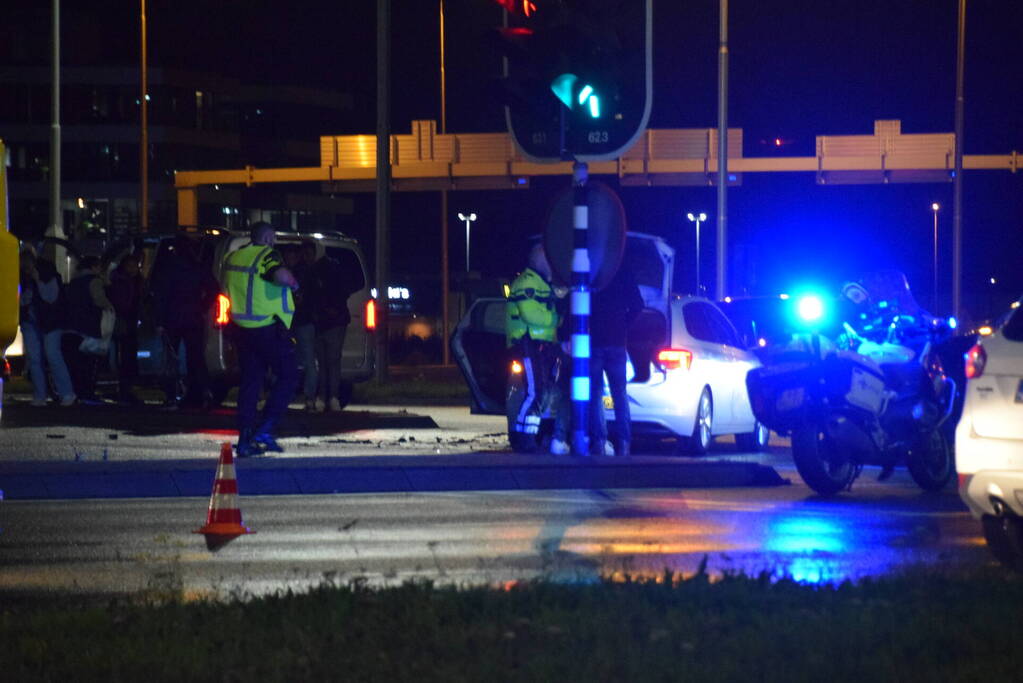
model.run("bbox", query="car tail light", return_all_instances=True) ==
[657,348,693,371]
[510,359,523,374]
[214,294,231,326]
[964,343,986,379]
[365,299,377,330]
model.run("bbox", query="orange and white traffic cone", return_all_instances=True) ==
[194,442,255,551]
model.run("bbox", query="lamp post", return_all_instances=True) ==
[931,202,940,311]
[458,212,477,273]
[687,212,707,294]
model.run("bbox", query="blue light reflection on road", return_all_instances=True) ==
[763,514,852,584]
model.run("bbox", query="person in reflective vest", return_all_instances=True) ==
[223,222,299,457]
[505,243,569,455]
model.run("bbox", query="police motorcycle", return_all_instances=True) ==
[746,271,958,495]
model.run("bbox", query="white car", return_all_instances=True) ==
[603,295,769,454]
[452,232,769,454]
[956,301,1023,570]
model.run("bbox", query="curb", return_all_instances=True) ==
[0,455,789,500]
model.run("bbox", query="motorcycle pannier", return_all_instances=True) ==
[747,353,887,433]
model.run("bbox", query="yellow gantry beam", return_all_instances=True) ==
[174,119,1020,227]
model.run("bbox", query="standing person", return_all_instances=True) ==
[107,250,144,405]
[151,233,219,409]
[311,245,356,412]
[505,243,569,455]
[18,246,75,406]
[223,222,299,457]
[589,261,644,458]
[63,255,114,405]
[292,242,320,411]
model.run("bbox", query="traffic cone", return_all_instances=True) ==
[194,442,255,551]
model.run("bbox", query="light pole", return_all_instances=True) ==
[931,202,940,311]
[687,212,707,294]
[458,212,477,273]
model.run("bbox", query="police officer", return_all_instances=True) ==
[224,222,300,457]
[506,243,569,455]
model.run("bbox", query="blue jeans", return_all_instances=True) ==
[589,345,630,446]
[293,323,317,399]
[21,322,74,402]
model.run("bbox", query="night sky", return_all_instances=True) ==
[25,1,1023,319]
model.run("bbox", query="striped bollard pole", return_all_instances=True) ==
[570,161,591,457]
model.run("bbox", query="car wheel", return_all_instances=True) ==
[208,378,233,408]
[736,420,770,452]
[981,514,1023,572]
[683,389,713,455]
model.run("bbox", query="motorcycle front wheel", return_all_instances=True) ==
[907,428,955,491]
[791,424,857,495]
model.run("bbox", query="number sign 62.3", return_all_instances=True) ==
[587,130,610,144]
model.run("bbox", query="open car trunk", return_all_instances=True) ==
[451,233,674,415]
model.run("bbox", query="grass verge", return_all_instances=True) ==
[3,566,1022,682]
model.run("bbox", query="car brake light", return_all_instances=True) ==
[964,343,986,379]
[365,299,377,330]
[510,359,523,374]
[214,294,231,326]
[657,348,693,371]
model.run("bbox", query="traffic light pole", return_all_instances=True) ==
[570,161,591,457]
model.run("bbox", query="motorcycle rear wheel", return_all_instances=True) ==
[907,428,955,491]
[791,425,857,495]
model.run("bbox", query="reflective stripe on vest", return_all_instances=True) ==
[224,245,294,328]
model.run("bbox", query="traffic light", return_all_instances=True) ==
[491,0,652,162]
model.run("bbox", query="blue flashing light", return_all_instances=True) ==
[587,94,600,118]
[796,295,825,324]
[577,84,593,106]
[948,316,958,330]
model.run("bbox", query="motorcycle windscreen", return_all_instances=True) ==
[968,332,1023,441]
[450,298,511,415]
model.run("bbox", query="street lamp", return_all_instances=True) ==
[457,212,477,273]
[931,202,940,311]
[687,212,707,294]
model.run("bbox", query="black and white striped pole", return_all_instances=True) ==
[570,161,591,457]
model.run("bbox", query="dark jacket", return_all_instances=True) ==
[150,239,220,329]
[591,266,644,348]
[108,266,144,336]
[67,273,104,337]
[312,256,355,331]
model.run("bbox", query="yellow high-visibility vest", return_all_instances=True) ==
[223,244,294,329]
[506,268,558,346]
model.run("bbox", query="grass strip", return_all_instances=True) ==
[3,566,1023,682]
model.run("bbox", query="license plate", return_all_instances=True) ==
[603,395,614,410]
[776,386,805,412]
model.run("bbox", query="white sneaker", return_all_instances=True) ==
[549,438,570,455]
[329,398,342,412]
[604,441,615,457]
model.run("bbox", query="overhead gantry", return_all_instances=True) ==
[174,118,1020,227]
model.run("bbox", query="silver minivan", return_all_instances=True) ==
[138,228,375,408]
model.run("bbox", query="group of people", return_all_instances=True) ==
[282,239,355,414]
[18,245,145,407]
[505,242,643,458]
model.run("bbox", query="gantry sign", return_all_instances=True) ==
[174,119,1019,226]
